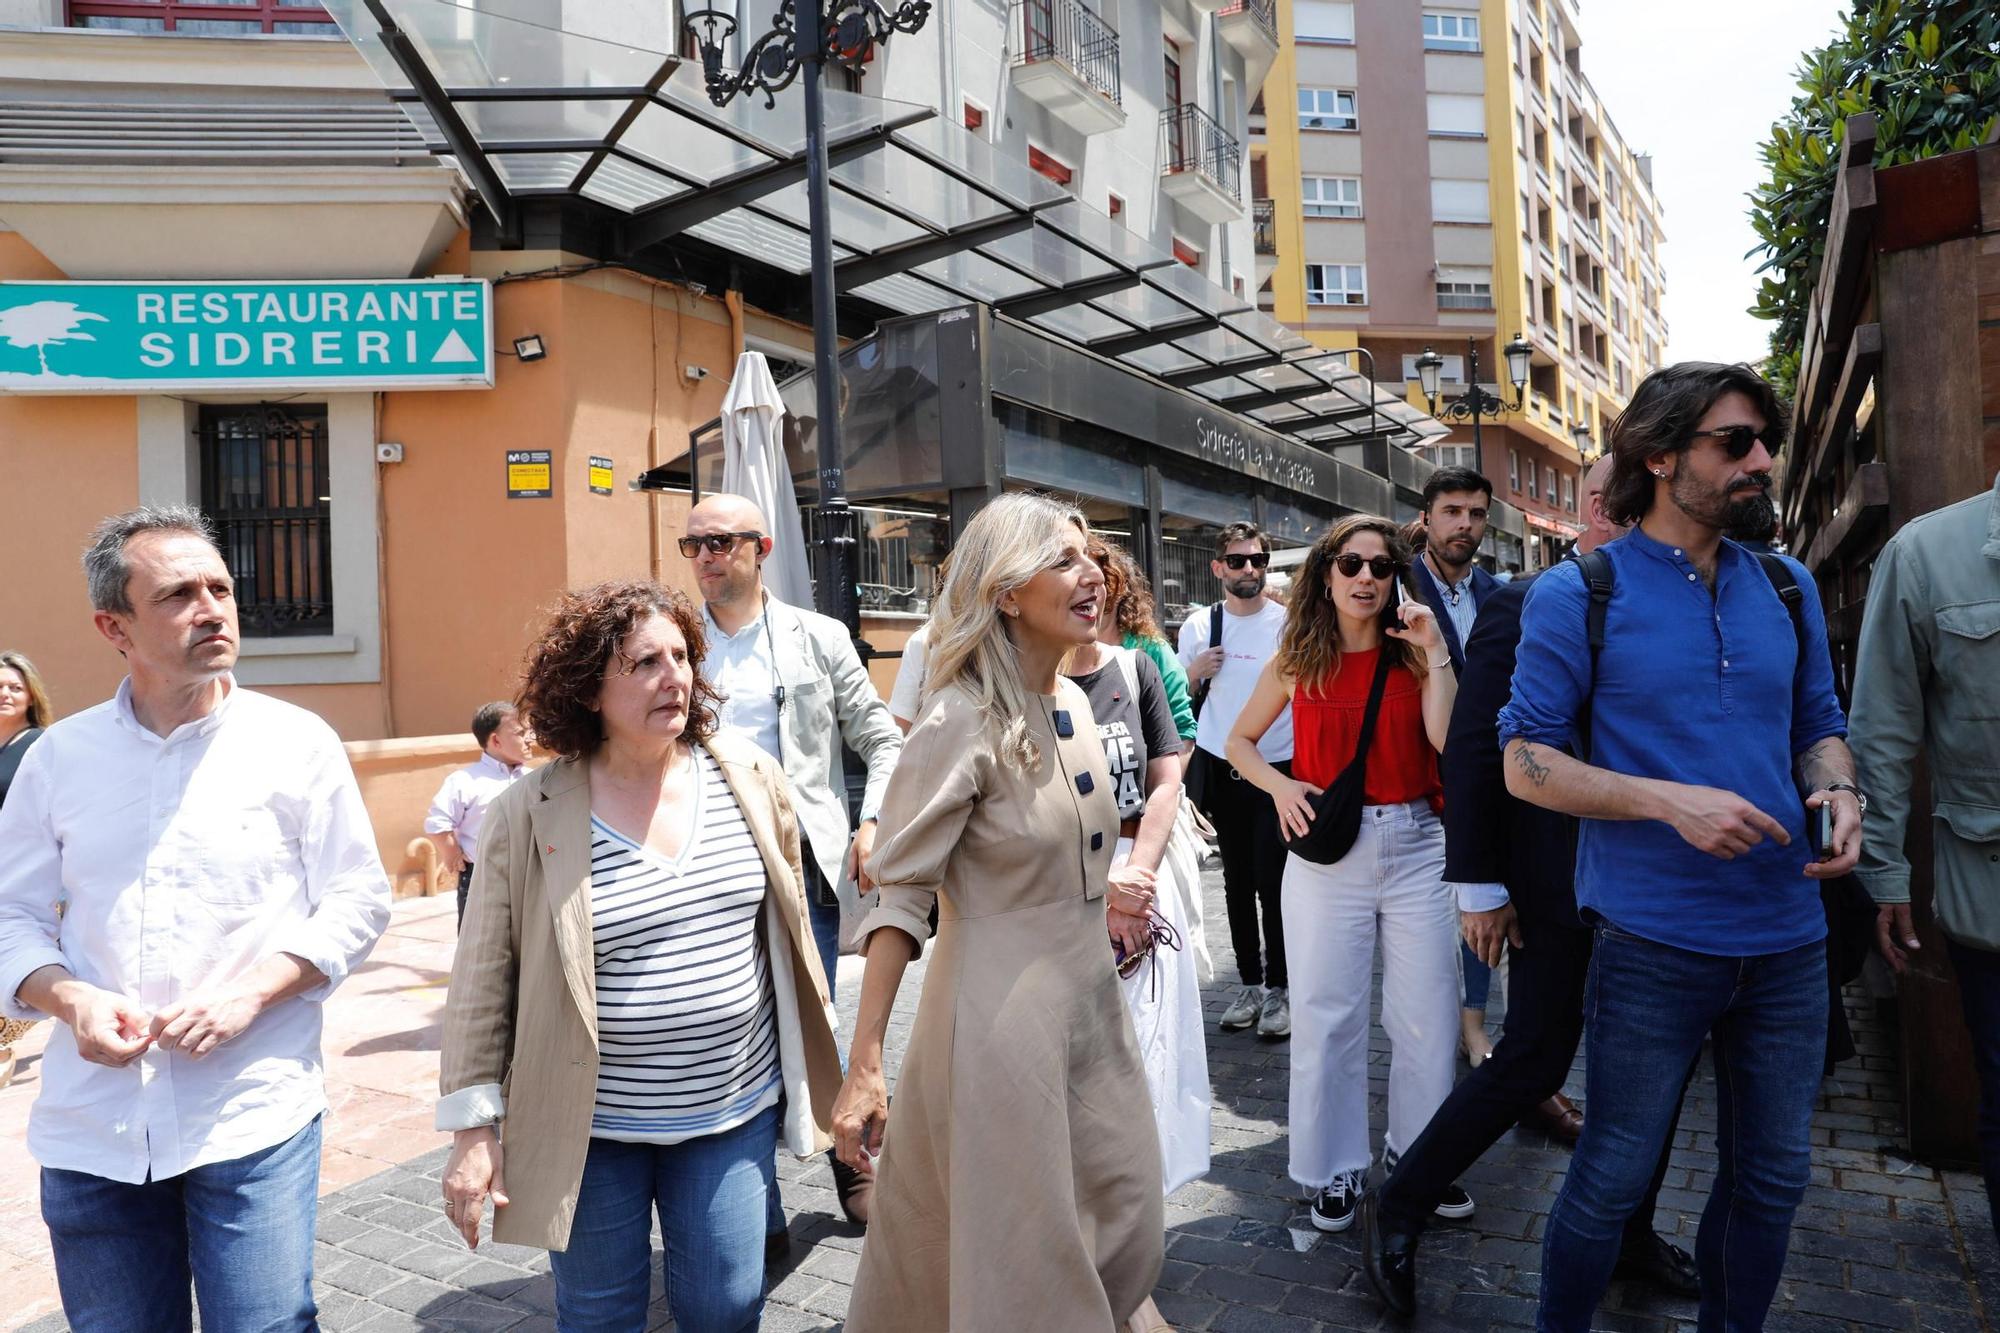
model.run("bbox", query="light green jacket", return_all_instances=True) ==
[1849,471,2000,950]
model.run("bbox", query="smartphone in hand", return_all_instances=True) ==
[1808,801,1836,860]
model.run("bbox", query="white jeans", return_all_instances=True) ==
[1282,800,1457,1191]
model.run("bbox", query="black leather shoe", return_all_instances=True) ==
[1615,1230,1699,1296]
[1359,1192,1419,1316]
[829,1147,872,1227]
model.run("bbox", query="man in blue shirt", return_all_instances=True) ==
[1497,362,1862,1332]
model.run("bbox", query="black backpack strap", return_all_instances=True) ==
[1574,550,1615,762]
[1751,551,1808,658]
[1190,601,1226,718]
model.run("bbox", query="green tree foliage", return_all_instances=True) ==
[1748,1,2000,396]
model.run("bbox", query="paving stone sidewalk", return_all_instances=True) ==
[29,867,1994,1332]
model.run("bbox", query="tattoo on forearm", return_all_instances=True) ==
[1795,736,1855,793]
[1514,743,1552,789]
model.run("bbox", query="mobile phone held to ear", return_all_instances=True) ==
[1385,578,1412,630]
[1808,801,1836,860]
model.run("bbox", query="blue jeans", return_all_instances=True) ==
[1462,939,1493,1012]
[1947,937,2000,1242]
[41,1114,321,1333]
[1540,929,1826,1333]
[550,1105,778,1333]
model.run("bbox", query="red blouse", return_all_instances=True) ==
[1291,647,1442,809]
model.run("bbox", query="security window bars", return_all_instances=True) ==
[1298,87,1357,132]
[1302,175,1361,218]
[1304,263,1365,306]
[197,404,333,638]
[69,0,335,33]
[1422,11,1480,52]
[1012,0,1123,107]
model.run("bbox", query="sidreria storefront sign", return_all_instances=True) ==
[0,278,493,393]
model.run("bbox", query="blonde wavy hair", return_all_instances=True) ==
[0,651,52,728]
[925,492,1089,771]
[1277,515,1424,691]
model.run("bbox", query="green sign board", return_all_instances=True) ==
[0,278,493,393]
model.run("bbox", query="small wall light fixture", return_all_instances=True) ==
[512,335,547,362]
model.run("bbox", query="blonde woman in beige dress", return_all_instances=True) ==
[832,493,1167,1332]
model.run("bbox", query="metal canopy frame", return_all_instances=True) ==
[324,0,1448,449]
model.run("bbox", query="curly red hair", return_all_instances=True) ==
[517,581,719,759]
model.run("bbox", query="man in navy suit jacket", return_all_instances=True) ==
[1410,465,1503,674]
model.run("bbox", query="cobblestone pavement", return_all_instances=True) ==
[23,868,1995,1332]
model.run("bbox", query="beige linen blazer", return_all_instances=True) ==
[436,732,842,1251]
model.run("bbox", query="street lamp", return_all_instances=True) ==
[1570,421,1596,459]
[1416,333,1534,456]
[682,0,933,639]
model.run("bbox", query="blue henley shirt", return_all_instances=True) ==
[1496,528,1847,957]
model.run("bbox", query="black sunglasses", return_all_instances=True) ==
[1332,553,1403,580]
[1688,425,1774,461]
[1220,552,1271,571]
[677,531,763,558]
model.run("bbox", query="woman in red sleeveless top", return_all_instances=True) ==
[1225,515,1464,1236]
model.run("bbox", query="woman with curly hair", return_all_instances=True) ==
[1092,542,1196,748]
[833,493,1165,1332]
[435,581,841,1332]
[1226,516,1468,1235]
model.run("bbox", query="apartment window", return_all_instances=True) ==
[1426,444,1478,471]
[1562,473,1576,513]
[1302,175,1362,218]
[1436,270,1494,309]
[1615,358,1630,394]
[71,0,335,31]
[198,404,333,636]
[1294,0,1354,43]
[1422,11,1481,51]
[1430,179,1490,224]
[1508,448,1520,492]
[1028,145,1073,187]
[1403,353,1465,383]
[1426,93,1485,139]
[1304,263,1366,305]
[1164,39,1183,108]
[1545,468,1559,504]
[1298,87,1358,131]
[1526,458,1538,497]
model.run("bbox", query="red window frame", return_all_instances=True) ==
[1172,238,1202,267]
[68,0,336,32]
[963,101,985,133]
[1028,145,1073,187]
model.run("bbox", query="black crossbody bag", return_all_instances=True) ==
[1184,603,1226,812]
[1285,646,1396,866]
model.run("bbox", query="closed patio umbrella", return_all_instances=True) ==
[719,349,814,609]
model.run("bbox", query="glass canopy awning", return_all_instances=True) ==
[323,0,1449,449]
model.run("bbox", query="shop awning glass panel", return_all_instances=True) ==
[323,0,1450,449]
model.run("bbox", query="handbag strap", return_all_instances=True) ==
[1345,645,1398,779]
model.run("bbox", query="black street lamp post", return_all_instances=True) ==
[1415,333,1534,456]
[683,1,931,638]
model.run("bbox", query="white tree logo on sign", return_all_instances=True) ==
[0,300,108,381]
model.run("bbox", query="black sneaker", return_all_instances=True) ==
[1308,1169,1366,1233]
[1382,1148,1476,1220]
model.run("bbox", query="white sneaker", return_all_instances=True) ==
[1219,984,1263,1031]
[1256,986,1291,1039]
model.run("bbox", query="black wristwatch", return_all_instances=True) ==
[1825,782,1869,814]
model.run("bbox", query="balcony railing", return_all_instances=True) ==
[1217,0,1277,45]
[1160,102,1242,201]
[1011,0,1122,108]
[1253,197,1276,254]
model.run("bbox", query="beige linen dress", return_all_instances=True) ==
[844,680,1165,1332]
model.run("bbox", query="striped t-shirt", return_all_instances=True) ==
[587,749,782,1143]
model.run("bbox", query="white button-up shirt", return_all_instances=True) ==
[423,752,525,862]
[703,600,783,763]
[0,678,391,1183]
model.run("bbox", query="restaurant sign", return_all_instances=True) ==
[0,279,493,393]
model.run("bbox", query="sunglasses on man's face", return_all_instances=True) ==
[677,531,762,559]
[1220,552,1270,571]
[1688,425,1775,461]
[1332,553,1402,580]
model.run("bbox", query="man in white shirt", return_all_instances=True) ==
[0,505,391,1331]
[888,622,929,732]
[424,700,529,925]
[1178,521,1292,1039]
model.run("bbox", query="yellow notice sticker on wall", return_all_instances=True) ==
[588,455,614,495]
[507,449,552,498]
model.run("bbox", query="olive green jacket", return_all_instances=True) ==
[1849,471,2000,950]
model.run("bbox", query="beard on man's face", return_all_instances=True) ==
[1671,468,1772,534]
[1721,488,1778,545]
[1225,570,1266,599]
